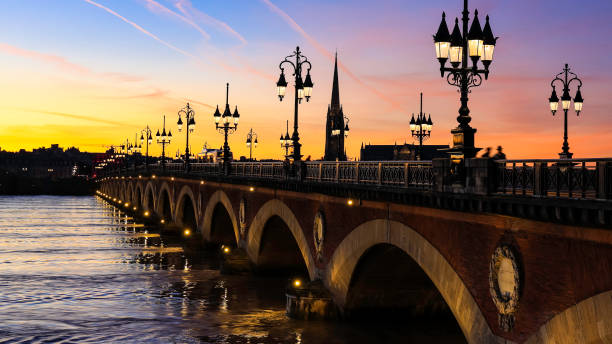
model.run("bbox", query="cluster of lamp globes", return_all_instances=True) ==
[433,10,497,73]
[126,143,141,154]
[155,128,172,143]
[410,113,433,136]
[213,104,240,128]
[246,136,258,148]
[276,70,314,103]
[548,86,583,116]
[140,133,153,145]
[177,114,196,132]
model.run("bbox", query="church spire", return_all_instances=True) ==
[331,52,340,107]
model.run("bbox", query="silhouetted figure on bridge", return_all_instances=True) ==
[481,147,492,158]
[493,146,506,160]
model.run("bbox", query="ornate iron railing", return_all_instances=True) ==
[304,161,433,187]
[496,159,612,199]
[231,162,284,178]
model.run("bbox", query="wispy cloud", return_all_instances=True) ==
[184,98,215,109]
[174,0,247,45]
[11,107,132,127]
[259,0,404,111]
[97,89,169,100]
[82,0,198,60]
[141,0,210,40]
[0,42,146,83]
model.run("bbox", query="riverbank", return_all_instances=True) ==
[0,172,96,195]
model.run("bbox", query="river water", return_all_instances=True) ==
[0,196,466,343]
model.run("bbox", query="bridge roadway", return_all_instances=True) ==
[98,158,612,344]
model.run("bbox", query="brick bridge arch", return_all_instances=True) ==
[247,199,316,281]
[156,182,174,222]
[134,183,144,208]
[526,290,612,343]
[325,219,500,343]
[175,185,199,230]
[201,190,239,245]
[144,182,156,211]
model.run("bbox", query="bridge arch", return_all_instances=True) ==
[126,182,134,203]
[134,183,144,208]
[247,199,315,280]
[156,182,174,222]
[201,190,239,245]
[175,185,199,231]
[325,219,498,344]
[144,182,156,212]
[526,289,612,344]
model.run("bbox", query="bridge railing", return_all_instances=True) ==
[304,161,433,187]
[495,159,612,199]
[231,162,284,178]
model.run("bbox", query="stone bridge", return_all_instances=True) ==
[98,159,612,344]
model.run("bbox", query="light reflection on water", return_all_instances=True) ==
[0,196,465,343]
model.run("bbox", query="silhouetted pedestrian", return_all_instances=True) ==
[493,146,506,160]
[481,147,492,158]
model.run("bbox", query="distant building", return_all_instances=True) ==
[360,143,450,161]
[0,144,96,178]
[324,53,348,161]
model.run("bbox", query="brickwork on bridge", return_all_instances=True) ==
[100,175,612,344]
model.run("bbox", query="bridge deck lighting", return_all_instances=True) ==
[249,186,255,192]
[171,177,175,181]
[347,199,354,206]
[138,175,142,179]
[183,228,191,236]
[548,64,584,159]
[200,180,204,185]
[152,175,156,179]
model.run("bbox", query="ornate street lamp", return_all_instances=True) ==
[245,128,258,161]
[177,103,196,172]
[331,114,350,161]
[213,83,239,174]
[280,120,292,160]
[433,0,498,161]
[276,46,313,169]
[409,93,433,160]
[140,125,153,169]
[155,115,172,171]
[548,64,584,159]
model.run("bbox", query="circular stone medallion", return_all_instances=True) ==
[313,212,325,259]
[489,245,521,332]
[239,198,247,237]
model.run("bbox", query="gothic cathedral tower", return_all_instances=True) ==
[324,53,347,161]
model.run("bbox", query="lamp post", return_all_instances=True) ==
[276,46,314,172]
[280,120,292,160]
[433,0,498,161]
[409,93,433,160]
[548,64,584,160]
[213,83,240,174]
[140,126,153,170]
[245,128,258,161]
[155,115,172,171]
[331,115,350,161]
[177,103,196,172]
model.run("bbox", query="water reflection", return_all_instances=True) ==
[0,196,465,343]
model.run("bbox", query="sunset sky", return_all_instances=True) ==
[1,0,611,160]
